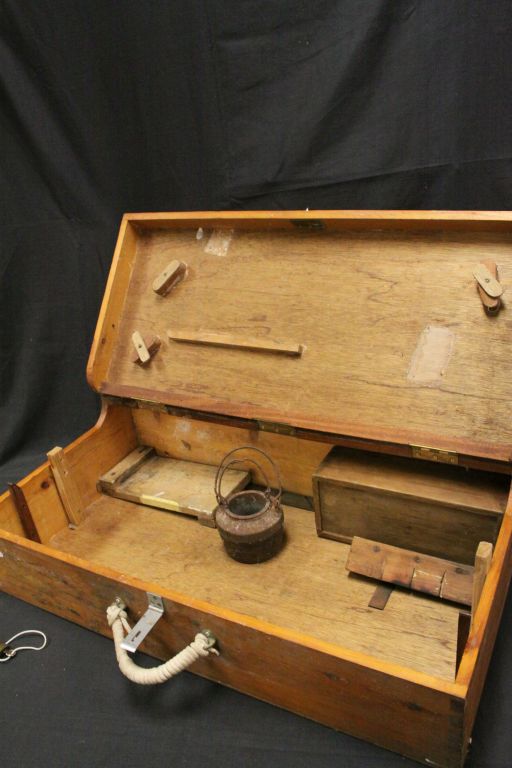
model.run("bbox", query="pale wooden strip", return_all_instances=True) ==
[98,446,155,488]
[167,329,304,357]
[471,541,493,628]
[47,447,83,526]
[132,331,150,363]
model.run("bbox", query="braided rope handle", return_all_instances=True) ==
[106,602,218,685]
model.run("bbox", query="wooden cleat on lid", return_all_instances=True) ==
[152,260,187,296]
[473,261,503,315]
[132,331,161,365]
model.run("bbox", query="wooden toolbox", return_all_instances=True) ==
[2,210,512,767]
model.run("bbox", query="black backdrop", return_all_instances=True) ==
[2,2,512,767]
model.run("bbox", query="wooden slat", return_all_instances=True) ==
[98,446,155,488]
[8,483,41,542]
[47,447,83,526]
[168,329,304,357]
[347,537,474,606]
[125,209,512,232]
[368,584,393,610]
[471,541,493,628]
[456,612,471,673]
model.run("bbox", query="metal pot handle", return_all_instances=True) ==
[214,446,282,507]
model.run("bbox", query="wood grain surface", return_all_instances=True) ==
[314,448,507,563]
[346,537,474,605]
[100,453,249,525]
[97,223,512,463]
[49,495,461,680]
[0,526,467,768]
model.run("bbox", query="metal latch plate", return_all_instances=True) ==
[121,592,164,653]
[256,419,296,436]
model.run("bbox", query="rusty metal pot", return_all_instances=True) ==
[214,447,284,564]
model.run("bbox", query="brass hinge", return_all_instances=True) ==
[256,419,297,436]
[136,398,166,413]
[290,218,325,231]
[102,394,166,412]
[411,444,459,465]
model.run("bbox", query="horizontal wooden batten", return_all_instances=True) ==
[126,210,512,233]
[167,329,304,357]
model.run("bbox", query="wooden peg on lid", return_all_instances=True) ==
[132,331,161,366]
[152,260,187,296]
[473,261,503,315]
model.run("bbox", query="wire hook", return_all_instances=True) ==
[0,630,47,663]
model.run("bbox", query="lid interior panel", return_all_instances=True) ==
[97,220,512,462]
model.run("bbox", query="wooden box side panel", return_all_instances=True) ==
[128,210,512,233]
[0,405,137,544]
[62,404,138,510]
[0,531,466,768]
[0,489,26,537]
[315,481,501,564]
[458,496,512,753]
[87,217,139,392]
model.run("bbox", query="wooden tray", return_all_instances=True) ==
[2,211,512,768]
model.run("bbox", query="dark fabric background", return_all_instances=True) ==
[1,2,512,766]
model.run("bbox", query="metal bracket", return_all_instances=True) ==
[411,444,459,465]
[256,419,297,437]
[121,593,164,653]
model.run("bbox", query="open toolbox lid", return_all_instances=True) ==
[87,211,512,470]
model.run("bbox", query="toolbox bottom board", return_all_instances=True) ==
[49,494,461,680]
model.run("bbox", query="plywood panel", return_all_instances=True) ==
[49,496,461,681]
[103,226,512,462]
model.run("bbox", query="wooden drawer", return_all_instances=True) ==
[313,448,509,564]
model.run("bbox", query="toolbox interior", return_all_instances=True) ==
[1,404,506,684]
